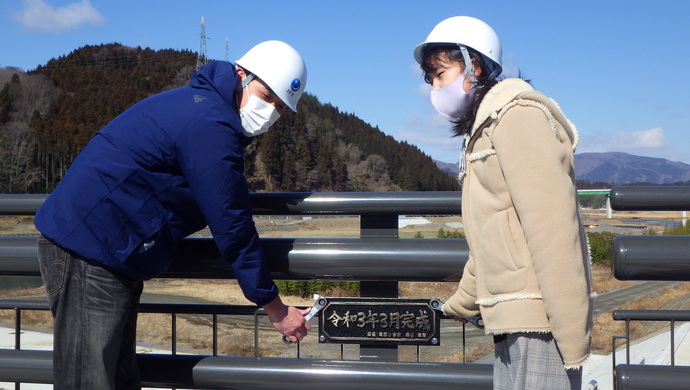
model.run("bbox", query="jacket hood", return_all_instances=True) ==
[190,61,238,105]
[472,78,534,136]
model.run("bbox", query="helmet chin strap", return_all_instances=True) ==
[235,70,255,108]
[240,72,254,89]
[459,45,477,84]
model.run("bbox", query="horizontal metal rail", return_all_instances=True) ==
[612,235,690,281]
[0,236,469,281]
[0,299,491,389]
[0,299,264,357]
[0,194,47,215]
[0,192,462,216]
[0,350,52,384]
[615,364,690,390]
[0,349,492,389]
[0,192,469,281]
[249,191,462,215]
[612,309,690,366]
[0,299,267,315]
[612,310,690,322]
[610,186,690,211]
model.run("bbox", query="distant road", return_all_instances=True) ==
[591,281,678,315]
[141,292,221,305]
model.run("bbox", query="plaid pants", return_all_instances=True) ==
[493,332,582,390]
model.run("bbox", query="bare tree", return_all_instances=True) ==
[0,122,42,193]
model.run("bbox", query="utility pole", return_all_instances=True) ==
[196,16,207,70]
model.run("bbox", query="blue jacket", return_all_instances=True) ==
[35,61,279,306]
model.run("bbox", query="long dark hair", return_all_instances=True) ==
[421,45,498,137]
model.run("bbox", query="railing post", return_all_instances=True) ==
[254,314,260,358]
[625,320,631,364]
[213,314,218,356]
[612,334,628,386]
[670,320,675,366]
[171,314,177,355]
[606,194,612,219]
[359,214,398,362]
[14,309,21,350]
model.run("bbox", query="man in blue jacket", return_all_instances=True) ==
[35,40,311,390]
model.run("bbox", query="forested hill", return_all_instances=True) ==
[0,43,458,194]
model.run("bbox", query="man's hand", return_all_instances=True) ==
[262,296,312,343]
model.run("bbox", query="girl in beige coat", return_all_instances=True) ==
[414,16,592,390]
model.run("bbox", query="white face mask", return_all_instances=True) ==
[430,68,474,119]
[239,93,281,137]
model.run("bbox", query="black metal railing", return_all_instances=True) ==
[610,186,690,390]
[0,192,494,389]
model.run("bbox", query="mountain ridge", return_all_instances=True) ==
[0,43,459,193]
[435,152,690,185]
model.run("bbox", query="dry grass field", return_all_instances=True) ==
[1,209,689,363]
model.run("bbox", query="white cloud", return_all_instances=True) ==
[627,127,668,148]
[579,127,670,154]
[13,0,105,33]
[394,107,463,163]
[408,62,423,77]
[499,62,520,79]
[416,82,431,98]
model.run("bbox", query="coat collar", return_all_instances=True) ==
[471,78,534,137]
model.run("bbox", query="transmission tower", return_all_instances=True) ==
[196,16,207,70]
[225,37,229,61]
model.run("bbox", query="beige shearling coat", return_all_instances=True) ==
[442,78,593,369]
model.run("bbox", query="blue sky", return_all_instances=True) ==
[2,0,689,164]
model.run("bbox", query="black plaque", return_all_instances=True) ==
[318,298,442,346]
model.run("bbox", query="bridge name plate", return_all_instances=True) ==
[317,298,442,346]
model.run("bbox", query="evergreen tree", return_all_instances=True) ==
[1,44,459,193]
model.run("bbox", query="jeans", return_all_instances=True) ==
[37,235,144,390]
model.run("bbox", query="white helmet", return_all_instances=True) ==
[235,40,307,111]
[414,16,502,78]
